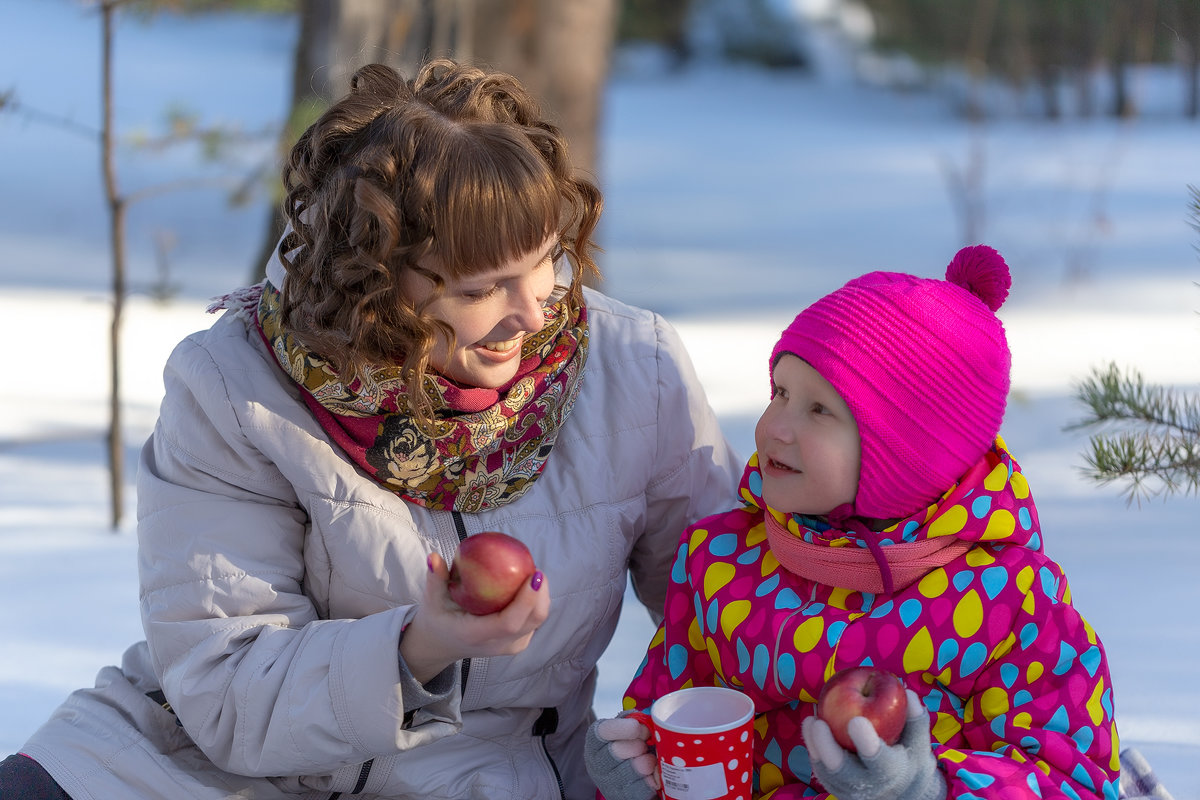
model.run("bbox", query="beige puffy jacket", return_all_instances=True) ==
[21,287,740,800]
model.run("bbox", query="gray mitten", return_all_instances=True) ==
[584,715,660,800]
[801,689,946,800]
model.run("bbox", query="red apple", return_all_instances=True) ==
[815,666,907,752]
[446,531,537,615]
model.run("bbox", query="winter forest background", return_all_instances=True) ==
[1,0,1198,797]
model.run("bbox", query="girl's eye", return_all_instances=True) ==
[771,385,787,399]
[811,403,828,415]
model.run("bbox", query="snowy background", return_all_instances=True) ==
[1,1,1198,796]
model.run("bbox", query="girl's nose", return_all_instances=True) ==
[760,408,794,444]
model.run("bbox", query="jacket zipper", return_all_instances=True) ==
[449,515,562,798]
[533,707,567,800]
[451,511,471,695]
[326,757,373,799]
[328,512,469,800]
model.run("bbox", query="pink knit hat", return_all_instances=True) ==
[769,245,1012,520]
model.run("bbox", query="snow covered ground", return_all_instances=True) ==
[2,2,1198,796]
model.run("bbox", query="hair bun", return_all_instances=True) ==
[945,244,1010,312]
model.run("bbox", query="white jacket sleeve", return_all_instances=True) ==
[136,334,459,778]
[629,314,742,623]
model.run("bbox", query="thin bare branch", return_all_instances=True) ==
[124,175,241,205]
[0,95,100,142]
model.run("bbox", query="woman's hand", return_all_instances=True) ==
[399,552,549,684]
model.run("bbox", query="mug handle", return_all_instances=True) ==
[625,710,654,734]
[623,711,663,799]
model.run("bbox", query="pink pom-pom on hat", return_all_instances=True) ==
[946,244,1010,311]
[769,245,1013,520]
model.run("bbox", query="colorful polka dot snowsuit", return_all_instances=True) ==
[623,441,1119,799]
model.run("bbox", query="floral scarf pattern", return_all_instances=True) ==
[254,281,588,511]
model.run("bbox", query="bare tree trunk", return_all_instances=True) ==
[249,0,423,283]
[303,0,426,96]
[251,0,618,283]
[1175,0,1200,117]
[101,1,126,530]
[940,128,987,247]
[962,0,999,120]
[1070,3,1100,118]
[250,0,332,282]
[1110,1,1135,118]
[1188,45,1200,118]
[1110,0,1156,118]
[472,0,616,282]
[535,0,617,180]
[1038,1,1066,120]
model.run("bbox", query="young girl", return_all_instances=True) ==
[586,246,1120,800]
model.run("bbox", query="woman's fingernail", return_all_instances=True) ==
[427,554,435,572]
[530,571,544,591]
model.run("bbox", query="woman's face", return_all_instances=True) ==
[399,235,559,389]
[754,354,861,516]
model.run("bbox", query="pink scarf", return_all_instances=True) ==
[751,442,1030,594]
[764,512,971,594]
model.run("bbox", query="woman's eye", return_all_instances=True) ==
[463,286,498,301]
[536,251,559,275]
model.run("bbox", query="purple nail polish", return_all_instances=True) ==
[530,571,544,591]
[427,554,435,572]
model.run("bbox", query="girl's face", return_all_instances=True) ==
[399,235,559,389]
[754,354,861,516]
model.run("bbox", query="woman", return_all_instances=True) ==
[0,60,740,799]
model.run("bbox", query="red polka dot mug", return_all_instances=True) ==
[627,686,755,800]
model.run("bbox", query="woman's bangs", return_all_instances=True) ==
[430,133,561,276]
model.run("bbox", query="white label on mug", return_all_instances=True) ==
[660,761,728,800]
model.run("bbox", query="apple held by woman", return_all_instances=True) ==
[447,531,538,615]
[815,666,908,752]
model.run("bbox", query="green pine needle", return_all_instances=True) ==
[1070,363,1200,504]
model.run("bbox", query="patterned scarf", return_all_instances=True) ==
[254,281,588,511]
[743,439,1039,593]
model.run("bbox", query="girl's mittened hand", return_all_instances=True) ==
[801,690,947,800]
[584,716,659,800]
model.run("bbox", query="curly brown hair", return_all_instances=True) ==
[276,59,602,420]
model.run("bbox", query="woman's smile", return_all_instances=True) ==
[480,336,523,355]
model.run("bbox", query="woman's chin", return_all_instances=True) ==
[439,358,521,390]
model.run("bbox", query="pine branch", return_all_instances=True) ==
[1070,362,1200,503]
[1069,363,1200,436]
[1189,184,1200,238]
[1080,429,1200,504]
